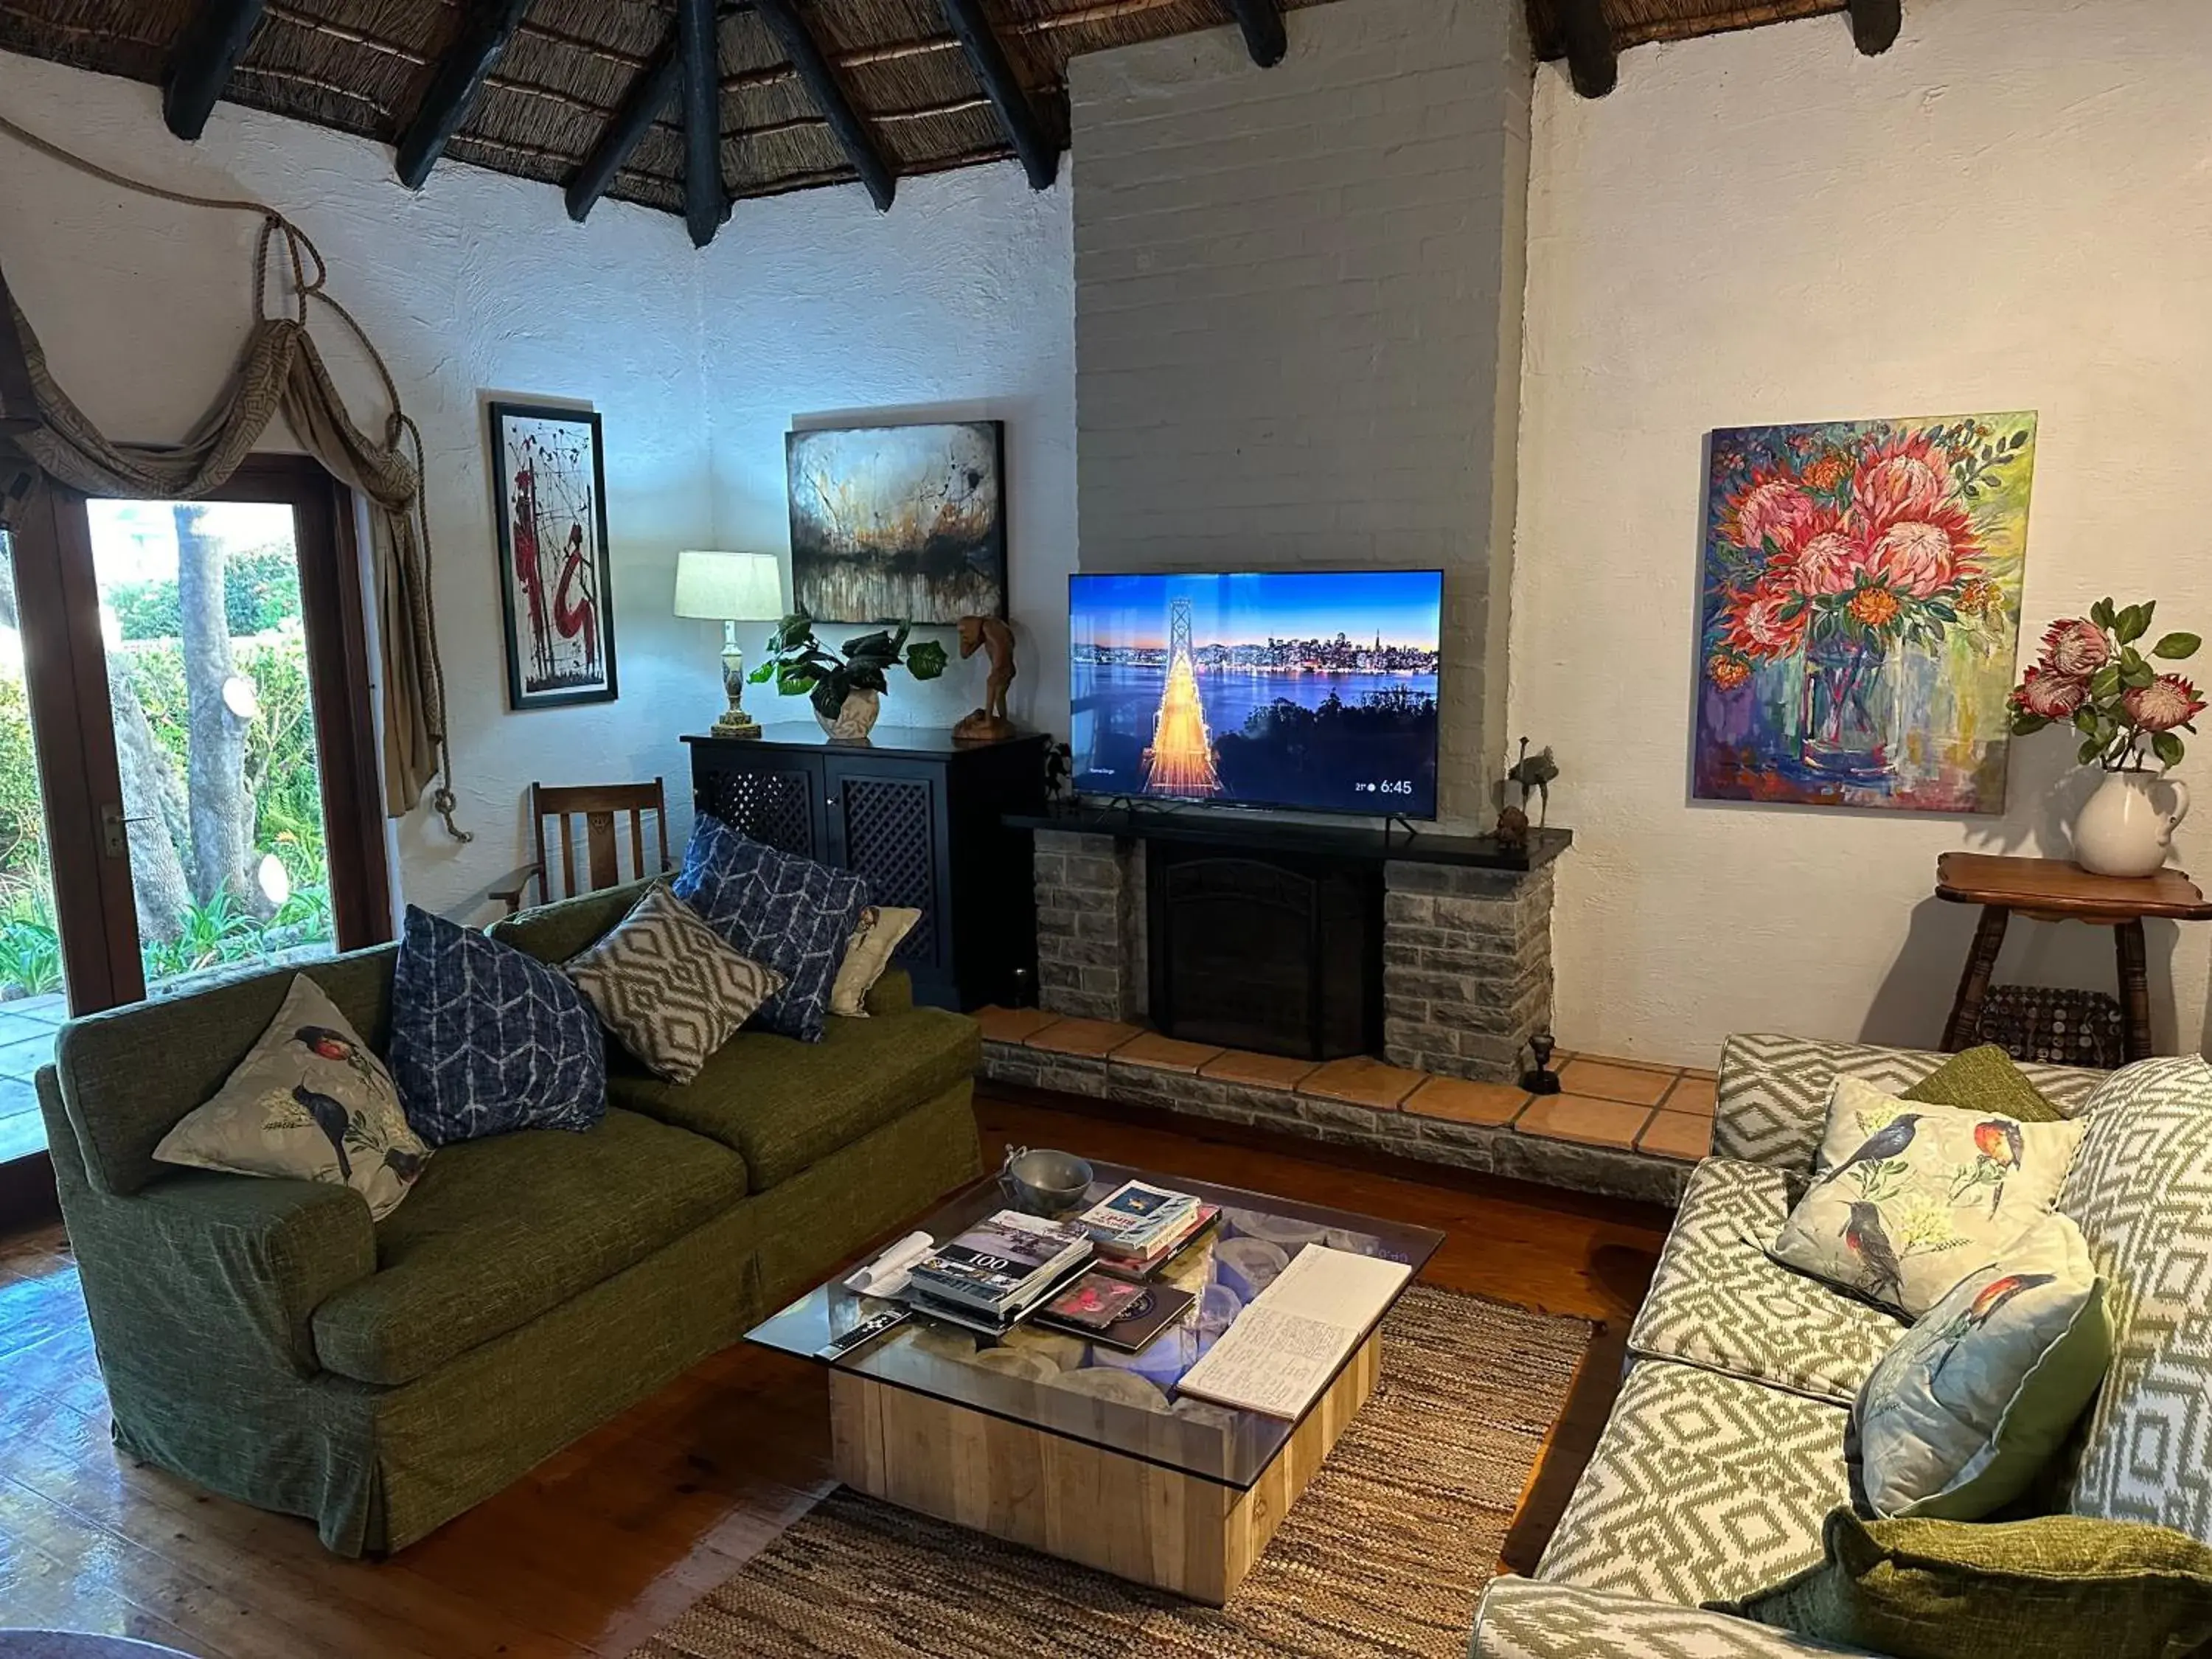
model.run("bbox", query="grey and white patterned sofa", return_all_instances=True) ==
[1470,1034,2212,1658]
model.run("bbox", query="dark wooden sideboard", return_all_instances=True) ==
[684,725,1049,1012]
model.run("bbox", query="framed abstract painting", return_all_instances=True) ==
[786,421,1006,625]
[1695,411,2037,813]
[488,401,618,709]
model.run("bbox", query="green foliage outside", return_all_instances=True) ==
[104,546,303,642]
[0,613,332,999]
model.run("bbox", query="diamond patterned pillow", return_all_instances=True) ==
[564,883,785,1084]
[154,974,431,1220]
[389,905,607,1147]
[671,816,868,1043]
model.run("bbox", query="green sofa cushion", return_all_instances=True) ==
[487,878,653,966]
[309,1107,746,1385]
[55,945,398,1197]
[1716,1509,2212,1659]
[1902,1043,2068,1124]
[608,1005,980,1192]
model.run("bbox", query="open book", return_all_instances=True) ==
[1174,1245,1412,1419]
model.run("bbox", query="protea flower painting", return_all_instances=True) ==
[1695,411,2037,812]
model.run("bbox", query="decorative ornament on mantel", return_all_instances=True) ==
[1495,737,1559,852]
[2009,598,2205,877]
[952,614,1018,742]
[748,608,949,742]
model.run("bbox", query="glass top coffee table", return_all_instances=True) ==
[748,1158,1443,1603]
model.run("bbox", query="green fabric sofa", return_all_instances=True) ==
[34,880,984,1557]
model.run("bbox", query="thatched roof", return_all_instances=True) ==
[0,0,1872,237]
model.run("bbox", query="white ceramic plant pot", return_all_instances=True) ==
[2073,770,2191,877]
[815,687,881,742]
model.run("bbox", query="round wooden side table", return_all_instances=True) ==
[1935,851,2212,1062]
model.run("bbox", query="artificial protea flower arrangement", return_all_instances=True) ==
[2008,599,2204,770]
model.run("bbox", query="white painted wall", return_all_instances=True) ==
[1512,0,2212,1064]
[1069,0,1531,827]
[0,47,1073,920]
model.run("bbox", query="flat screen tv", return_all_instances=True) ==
[1068,570,1444,819]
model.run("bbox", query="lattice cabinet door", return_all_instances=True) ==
[824,757,950,981]
[692,756,824,860]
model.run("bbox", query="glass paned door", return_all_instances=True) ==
[86,500,336,998]
[0,529,66,1165]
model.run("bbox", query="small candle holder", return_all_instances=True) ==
[1520,1030,1562,1095]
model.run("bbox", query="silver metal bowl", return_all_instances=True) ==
[999,1144,1094,1216]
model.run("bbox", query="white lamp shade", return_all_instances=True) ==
[674,550,784,620]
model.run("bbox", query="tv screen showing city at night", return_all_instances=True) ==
[1068,570,1443,819]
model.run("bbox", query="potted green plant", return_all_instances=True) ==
[748,609,949,741]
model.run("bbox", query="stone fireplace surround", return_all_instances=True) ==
[978,815,1696,1203]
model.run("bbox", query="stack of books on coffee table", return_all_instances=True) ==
[1080,1179,1219,1276]
[900,1210,1093,1336]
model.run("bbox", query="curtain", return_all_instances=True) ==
[0,204,464,839]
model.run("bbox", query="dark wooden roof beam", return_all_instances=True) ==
[938,0,1058,190]
[1557,0,1616,97]
[1227,0,1286,68]
[1847,0,1902,54]
[394,0,536,189]
[678,0,728,248]
[753,0,897,213]
[567,38,681,223]
[163,0,270,142]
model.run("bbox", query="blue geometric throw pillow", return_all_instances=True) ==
[671,817,869,1043]
[389,905,608,1147]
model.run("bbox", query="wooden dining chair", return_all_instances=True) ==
[490,779,673,915]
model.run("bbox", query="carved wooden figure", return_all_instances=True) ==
[953,614,1018,742]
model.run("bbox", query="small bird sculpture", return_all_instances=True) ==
[1927,1272,2056,1387]
[1822,1113,1923,1186]
[1843,1201,1905,1305]
[293,1083,354,1182]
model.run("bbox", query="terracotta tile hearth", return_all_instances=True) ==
[1297,1056,1427,1110]
[979,1009,1714,1203]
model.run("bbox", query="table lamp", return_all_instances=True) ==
[674,550,785,738]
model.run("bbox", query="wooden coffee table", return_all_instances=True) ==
[748,1162,1441,1604]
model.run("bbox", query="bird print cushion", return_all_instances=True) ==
[563,883,785,1084]
[1772,1075,2087,1316]
[1851,1211,2112,1520]
[828,905,921,1018]
[153,974,430,1220]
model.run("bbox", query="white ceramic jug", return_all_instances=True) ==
[2073,770,2191,877]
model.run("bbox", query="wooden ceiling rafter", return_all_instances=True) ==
[1227,0,1285,68]
[938,0,1059,191]
[751,0,897,215]
[393,0,537,189]
[1557,0,1616,97]
[677,0,726,247]
[161,0,266,139]
[566,37,679,222]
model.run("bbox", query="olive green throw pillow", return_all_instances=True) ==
[1903,1044,2068,1124]
[1715,1510,2212,1659]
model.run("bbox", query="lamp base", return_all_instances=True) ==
[713,621,760,738]
[712,709,762,739]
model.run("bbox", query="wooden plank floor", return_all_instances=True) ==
[0,1088,1669,1658]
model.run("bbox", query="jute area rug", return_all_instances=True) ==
[630,1286,1593,1659]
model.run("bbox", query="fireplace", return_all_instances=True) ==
[1147,844,1380,1060]
[1024,810,1562,1084]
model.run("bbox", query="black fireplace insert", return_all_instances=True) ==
[1146,841,1381,1061]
